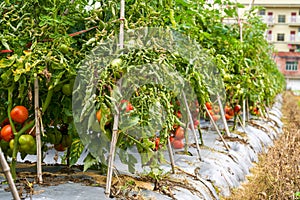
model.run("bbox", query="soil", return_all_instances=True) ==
[223,91,300,200]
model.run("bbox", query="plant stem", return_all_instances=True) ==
[42,89,53,113]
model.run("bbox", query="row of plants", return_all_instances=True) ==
[0,0,285,179]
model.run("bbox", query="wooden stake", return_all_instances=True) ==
[105,0,124,194]
[242,99,246,126]
[182,92,201,161]
[0,148,21,200]
[204,106,230,151]
[217,94,231,137]
[105,104,120,197]
[167,138,175,174]
[34,77,43,183]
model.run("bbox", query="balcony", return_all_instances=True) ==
[288,35,300,44]
[260,16,275,26]
[265,34,300,44]
[288,16,300,26]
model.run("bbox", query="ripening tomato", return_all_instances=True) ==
[212,114,221,121]
[205,102,212,110]
[175,127,185,140]
[96,110,102,122]
[213,105,220,114]
[172,139,184,149]
[10,105,29,124]
[1,124,14,142]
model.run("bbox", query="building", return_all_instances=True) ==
[237,0,300,90]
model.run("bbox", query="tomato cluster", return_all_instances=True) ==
[0,105,36,157]
[205,102,221,121]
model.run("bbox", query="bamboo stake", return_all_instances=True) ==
[217,94,231,137]
[34,77,43,183]
[246,98,250,121]
[204,106,230,151]
[0,148,20,200]
[105,0,125,197]
[242,99,246,126]
[182,92,201,161]
[105,106,119,197]
[167,138,175,174]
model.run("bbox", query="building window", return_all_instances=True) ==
[291,12,297,23]
[267,12,273,23]
[290,31,296,41]
[278,15,286,23]
[259,9,265,15]
[277,33,285,41]
[267,30,272,40]
[286,61,298,71]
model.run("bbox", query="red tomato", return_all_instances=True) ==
[10,105,29,124]
[193,119,200,128]
[172,139,184,149]
[175,127,185,140]
[1,125,14,142]
[225,114,232,120]
[125,102,134,112]
[234,105,241,113]
[154,138,160,151]
[227,108,234,116]
[176,111,182,118]
[205,102,212,110]
[169,136,175,143]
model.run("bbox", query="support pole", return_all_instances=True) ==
[182,93,201,161]
[0,148,20,200]
[217,94,231,137]
[34,77,43,183]
[105,0,125,196]
[167,138,175,174]
[204,106,230,151]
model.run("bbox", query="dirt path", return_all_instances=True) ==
[223,91,300,200]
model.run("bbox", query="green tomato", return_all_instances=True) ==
[110,58,122,68]
[18,134,36,154]
[9,139,14,150]
[59,44,69,54]
[62,84,72,96]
